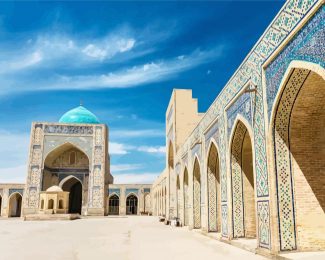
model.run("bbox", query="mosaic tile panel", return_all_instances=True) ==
[231,121,246,237]
[126,188,139,196]
[193,159,201,229]
[184,183,190,226]
[221,204,228,237]
[273,68,309,250]
[207,143,220,232]
[167,0,318,246]
[9,189,24,196]
[226,92,253,138]
[108,188,121,197]
[266,6,325,119]
[258,201,271,248]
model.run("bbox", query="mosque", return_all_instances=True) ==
[0,105,152,219]
[0,0,324,257]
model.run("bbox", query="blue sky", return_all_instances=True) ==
[0,1,284,183]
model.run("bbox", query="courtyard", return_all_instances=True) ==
[0,216,265,260]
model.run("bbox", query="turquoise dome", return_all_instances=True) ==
[59,106,100,124]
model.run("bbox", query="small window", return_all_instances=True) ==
[69,151,76,165]
[41,200,44,209]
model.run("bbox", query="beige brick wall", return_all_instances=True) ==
[290,71,325,250]
[242,131,256,238]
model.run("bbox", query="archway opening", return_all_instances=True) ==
[62,177,82,214]
[193,159,201,229]
[48,199,54,209]
[176,175,181,219]
[207,142,221,232]
[59,200,64,209]
[126,195,138,215]
[168,141,174,169]
[43,143,88,214]
[183,168,189,226]
[274,68,325,250]
[9,193,22,217]
[231,121,256,238]
[164,186,167,216]
[108,194,119,215]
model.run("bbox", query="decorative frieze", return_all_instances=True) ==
[44,125,93,135]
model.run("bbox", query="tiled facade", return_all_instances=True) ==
[152,0,324,254]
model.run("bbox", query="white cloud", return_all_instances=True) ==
[0,46,224,95]
[109,142,130,155]
[0,32,136,75]
[113,172,159,184]
[82,44,107,60]
[82,37,136,60]
[40,48,222,90]
[110,163,142,173]
[118,39,135,52]
[137,146,165,154]
[0,51,42,73]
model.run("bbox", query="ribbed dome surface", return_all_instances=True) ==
[59,106,100,124]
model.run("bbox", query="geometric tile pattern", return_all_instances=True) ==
[183,168,190,226]
[230,121,247,238]
[265,7,324,251]
[9,189,24,196]
[174,0,318,247]
[207,143,219,232]
[193,159,201,229]
[273,68,310,250]
[126,188,139,196]
[222,204,228,236]
[257,201,271,248]
[108,188,121,197]
[266,6,325,119]
[227,92,252,139]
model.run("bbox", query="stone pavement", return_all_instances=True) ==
[0,216,266,260]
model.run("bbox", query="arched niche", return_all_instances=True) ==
[271,64,325,251]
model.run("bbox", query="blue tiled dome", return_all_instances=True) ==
[59,106,100,124]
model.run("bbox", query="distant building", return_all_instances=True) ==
[0,105,152,218]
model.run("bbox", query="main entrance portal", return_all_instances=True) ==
[126,195,138,215]
[62,177,82,214]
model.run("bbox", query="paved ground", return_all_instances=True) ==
[0,216,266,260]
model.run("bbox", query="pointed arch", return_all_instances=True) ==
[44,142,90,166]
[8,192,22,217]
[193,156,201,229]
[60,176,82,214]
[183,167,190,226]
[0,195,2,216]
[108,194,119,215]
[270,61,325,251]
[126,193,138,215]
[230,118,256,238]
[207,139,221,232]
[176,174,181,219]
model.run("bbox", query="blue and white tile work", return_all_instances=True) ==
[153,0,324,254]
